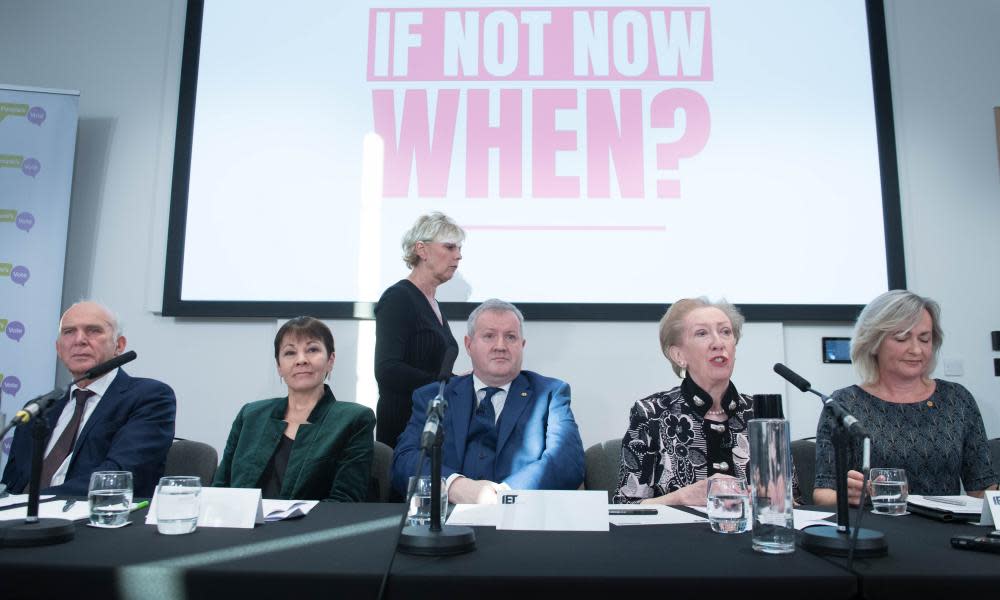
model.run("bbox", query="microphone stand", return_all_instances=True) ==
[0,392,76,547]
[397,394,476,556]
[799,408,886,558]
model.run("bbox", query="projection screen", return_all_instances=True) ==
[163,0,904,320]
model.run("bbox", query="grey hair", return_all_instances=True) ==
[851,290,943,385]
[401,212,466,268]
[467,299,525,337]
[658,297,744,377]
[61,300,124,339]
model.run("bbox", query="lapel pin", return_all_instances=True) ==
[520,392,528,397]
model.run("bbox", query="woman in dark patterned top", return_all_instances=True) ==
[615,298,754,505]
[814,291,998,505]
[374,213,463,447]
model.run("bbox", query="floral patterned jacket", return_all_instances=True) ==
[613,378,753,504]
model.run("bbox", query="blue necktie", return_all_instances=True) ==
[477,387,502,425]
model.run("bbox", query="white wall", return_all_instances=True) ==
[1,0,997,455]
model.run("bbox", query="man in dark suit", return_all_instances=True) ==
[1,301,175,497]
[391,299,584,503]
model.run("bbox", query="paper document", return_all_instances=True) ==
[609,504,707,526]
[0,499,90,521]
[0,494,55,509]
[908,494,982,515]
[689,506,834,531]
[793,509,835,530]
[261,499,318,522]
[498,490,609,531]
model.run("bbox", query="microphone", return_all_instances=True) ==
[11,351,138,425]
[772,363,868,437]
[421,346,459,448]
[773,362,810,393]
[81,350,136,381]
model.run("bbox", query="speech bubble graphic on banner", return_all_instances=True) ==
[27,106,46,126]
[6,321,24,342]
[15,212,35,232]
[0,154,23,169]
[1,375,21,396]
[21,158,41,178]
[0,103,29,122]
[0,209,15,223]
[2,435,12,456]
[10,265,29,286]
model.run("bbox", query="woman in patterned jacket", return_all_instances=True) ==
[614,297,754,505]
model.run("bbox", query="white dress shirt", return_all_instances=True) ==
[44,368,118,487]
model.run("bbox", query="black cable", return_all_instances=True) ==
[376,448,427,600]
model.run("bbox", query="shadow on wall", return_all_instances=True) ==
[61,117,116,305]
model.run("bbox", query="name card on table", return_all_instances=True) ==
[497,490,609,532]
[980,490,1000,527]
[146,487,264,529]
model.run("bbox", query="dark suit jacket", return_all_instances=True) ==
[212,386,375,502]
[1,369,176,497]
[391,371,585,495]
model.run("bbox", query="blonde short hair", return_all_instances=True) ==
[401,212,466,268]
[658,297,744,377]
[851,290,943,384]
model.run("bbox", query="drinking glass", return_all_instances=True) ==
[749,419,796,554]
[707,478,751,534]
[869,468,908,515]
[88,471,133,527]
[156,476,202,534]
[407,475,448,526]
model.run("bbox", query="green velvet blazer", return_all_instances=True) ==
[213,386,375,502]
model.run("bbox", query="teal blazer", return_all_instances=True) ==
[213,386,374,502]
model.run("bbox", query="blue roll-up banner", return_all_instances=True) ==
[0,84,79,473]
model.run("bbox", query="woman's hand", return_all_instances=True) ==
[642,474,734,506]
[845,469,865,506]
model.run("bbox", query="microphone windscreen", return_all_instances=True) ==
[437,345,458,381]
[83,350,138,381]
[773,363,811,392]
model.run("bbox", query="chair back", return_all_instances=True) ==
[584,438,623,502]
[791,437,816,504]
[164,438,219,485]
[990,438,1000,480]
[368,440,394,502]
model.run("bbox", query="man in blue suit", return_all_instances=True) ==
[392,299,584,503]
[2,301,175,497]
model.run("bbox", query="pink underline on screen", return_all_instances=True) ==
[462,225,666,232]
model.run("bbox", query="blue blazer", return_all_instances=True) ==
[1,369,176,497]
[391,371,585,495]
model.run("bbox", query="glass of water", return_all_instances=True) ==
[869,468,908,515]
[707,477,750,534]
[88,471,133,527]
[407,475,448,526]
[749,419,796,554]
[156,476,202,534]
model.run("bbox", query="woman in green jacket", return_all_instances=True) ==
[214,317,375,502]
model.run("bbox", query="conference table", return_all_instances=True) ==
[0,501,996,599]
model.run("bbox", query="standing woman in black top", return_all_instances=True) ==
[374,212,464,447]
